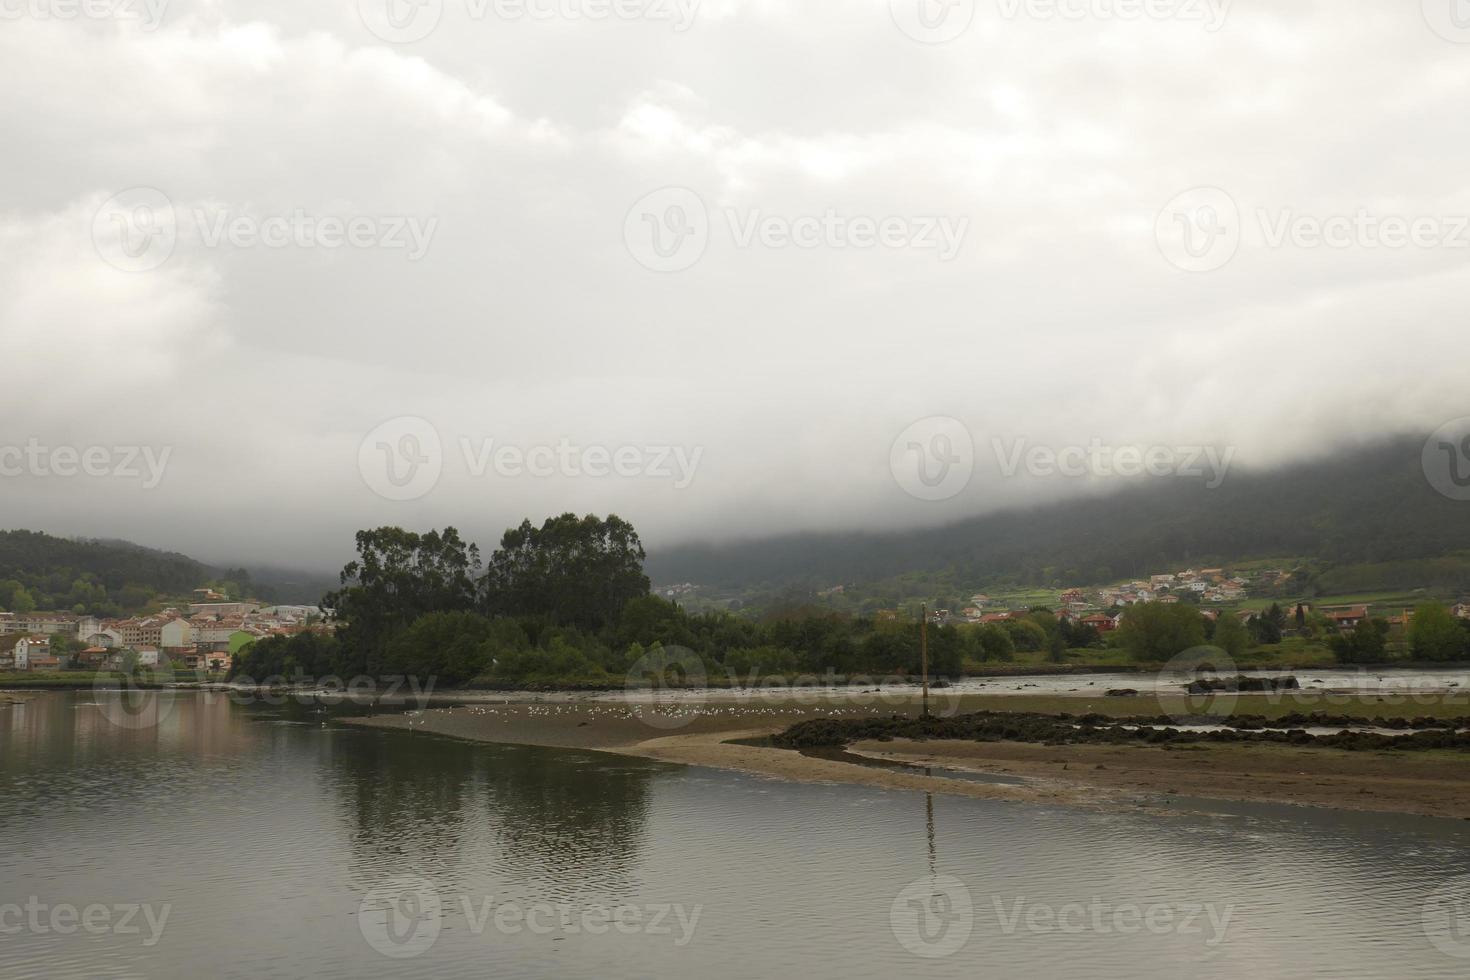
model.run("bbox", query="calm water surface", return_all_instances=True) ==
[2,690,1468,979]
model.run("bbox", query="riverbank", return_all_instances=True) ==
[343,693,1470,820]
[0,671,180,690]
[844,738,1470,819]
[342,701,1154,813]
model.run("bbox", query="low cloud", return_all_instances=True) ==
[1,4,1466,568]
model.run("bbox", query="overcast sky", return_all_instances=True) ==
[2,0,1468,570]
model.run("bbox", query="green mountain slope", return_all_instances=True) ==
[647,437,1470,591]
[0,530,329,614]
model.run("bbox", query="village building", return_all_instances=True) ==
[84,629,123,648]
[77,646,110,668]
[11,635,50,670]
[1324,605,1370,630]
[188,601,260,618]
[0,613,78,636]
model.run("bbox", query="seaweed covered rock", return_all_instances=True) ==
[770,708,1470,753]
[1186,675,1300,694]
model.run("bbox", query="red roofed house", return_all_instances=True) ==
[1325,605,1369,630]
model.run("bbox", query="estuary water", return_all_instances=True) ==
[1,690,1468,979]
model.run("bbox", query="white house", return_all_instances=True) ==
[159,619,192,649]
[13,635,47,670]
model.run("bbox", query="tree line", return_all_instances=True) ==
[1115,598,1470,664]
[229,515,1110,687]
[228,513,1470,687]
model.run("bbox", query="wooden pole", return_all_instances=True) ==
[920,602,930,719]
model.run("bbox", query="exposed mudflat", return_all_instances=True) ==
[344,697,1470,820]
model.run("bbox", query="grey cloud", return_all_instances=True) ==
[0,2,1466,569]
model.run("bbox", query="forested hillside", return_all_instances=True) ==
[0,530,325,614]
[647,437,1470,590]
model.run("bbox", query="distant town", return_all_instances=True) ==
[0,588,326,674]
[927,567,1355,632]
[662,564,1470,638]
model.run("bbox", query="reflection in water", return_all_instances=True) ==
[3,691,1470,980]
[320,725,653,902]
[925,792,937,878]
[479,747,652,900]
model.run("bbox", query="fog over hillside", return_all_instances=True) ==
[3,4,1469,567]
[646,436,1470,589]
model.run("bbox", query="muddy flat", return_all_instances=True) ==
[848,738,1470,819]
[345,695,1470,820]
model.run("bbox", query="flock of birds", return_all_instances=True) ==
[393,699,894,728]
[367,671,1470,735]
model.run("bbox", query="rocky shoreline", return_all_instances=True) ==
[772,709,1470,752]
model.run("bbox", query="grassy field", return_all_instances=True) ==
[871,690,1470,723]
[969,648,1133,671]
[965,637,1339,673]
[1237,590,1438,612]
[977,588,1064,607]
[0,671,123,688]
[0,670,213,688]
[1233,637,1337,667]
